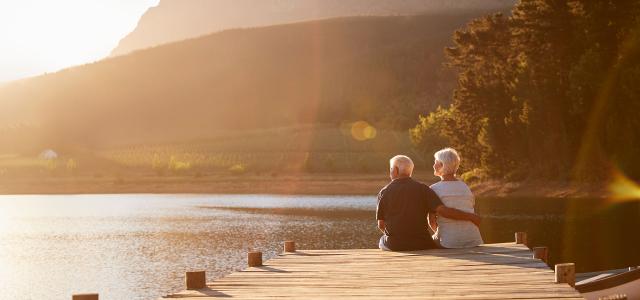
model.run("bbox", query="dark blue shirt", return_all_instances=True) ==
[376,177,443,251]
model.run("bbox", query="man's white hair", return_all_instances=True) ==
[389,155,414,176]
[434,148,461,176]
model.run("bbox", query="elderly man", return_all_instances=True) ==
[376,155,481,251]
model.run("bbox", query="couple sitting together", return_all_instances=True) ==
[377,148,483,251]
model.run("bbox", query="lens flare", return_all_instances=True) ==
[350,121,377,141]
[609,169,640,201]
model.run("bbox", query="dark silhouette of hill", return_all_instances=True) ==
[111,0,514,56]
[0,12,503,152]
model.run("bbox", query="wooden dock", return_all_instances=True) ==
[161,239,585,299]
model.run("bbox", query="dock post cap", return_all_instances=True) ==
[248,251,263,267]
[598,294,627,300]
[284,241,296,252]
[515,232,527,245]
[185,270,206,290]
[532,246,548,263]
[555,263,576,287]
[72,294,99,300]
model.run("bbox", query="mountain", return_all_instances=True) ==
[0,11,505,152]
[111,0,514,56]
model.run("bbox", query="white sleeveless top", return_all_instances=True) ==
[430,180,483,248]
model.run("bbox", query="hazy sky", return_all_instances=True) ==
[0,0,159,83]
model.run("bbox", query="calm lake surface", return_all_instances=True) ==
[0,194,638,300]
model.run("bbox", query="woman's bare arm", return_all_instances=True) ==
[377,220,386,234]
[428,213,438,233]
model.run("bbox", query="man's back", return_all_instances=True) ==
[376,177,443,251]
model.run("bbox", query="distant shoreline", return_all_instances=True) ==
[0,172,609,198]
[0,173,387,196]
[469,179,608,199]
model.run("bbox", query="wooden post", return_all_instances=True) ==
[284,241,296,252]
[248,251,262,267]
[555,263,576,287]
[599,294,627,300]
[72,294,98,300]
[185,271,206,290]
[533,246,548,263]
[515,232,527,245]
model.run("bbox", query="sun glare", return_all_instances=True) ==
[609,169,640,201]
[0,0,159,83]
[350,121,377,141]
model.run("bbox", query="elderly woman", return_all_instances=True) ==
[429,148,483,248]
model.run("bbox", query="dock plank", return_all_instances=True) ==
[162,243,584,299]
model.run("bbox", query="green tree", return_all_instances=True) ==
[413,0,640,180]
[410,106,455,163]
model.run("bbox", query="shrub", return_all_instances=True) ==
[460,168,488,184]
[228,164,246,175]
[168,156,192,173]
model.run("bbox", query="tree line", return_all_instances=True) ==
[411,0,640,181]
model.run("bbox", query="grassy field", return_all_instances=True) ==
[0,124,609,197]
[0,125,435,195]
[99,125,424,173]
[0,125,426,179]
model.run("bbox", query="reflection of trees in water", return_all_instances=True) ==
[478,197,640,273]
[201,201,640,273]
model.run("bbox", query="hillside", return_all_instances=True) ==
[0,12,501,153]
[112,0,515,56]
[0,125,420,177]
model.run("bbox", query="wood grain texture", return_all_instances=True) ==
[162,243,583,299]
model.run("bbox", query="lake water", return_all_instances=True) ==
[0,194,638,300]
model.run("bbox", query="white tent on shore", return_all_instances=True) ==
[39,149,58,160]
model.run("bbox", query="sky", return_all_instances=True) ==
[0,0,159,83]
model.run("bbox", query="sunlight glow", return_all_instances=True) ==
[573,26,640,180]
[0,0,159,83]
[609,169,640,201]
[350,121,377,141]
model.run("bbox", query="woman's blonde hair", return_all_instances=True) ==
[434,148,460,176]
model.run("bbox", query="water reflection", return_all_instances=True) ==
[477,197,640,273]
[0,195,638,300]
[0,194,378,300]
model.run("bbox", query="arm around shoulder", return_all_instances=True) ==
[435,205,481,227]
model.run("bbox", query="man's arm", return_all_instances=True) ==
[435,205,481,227]
[377,220,386,234]
[376,187,387,234]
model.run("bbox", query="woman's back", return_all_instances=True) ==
[430,180,483,248]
